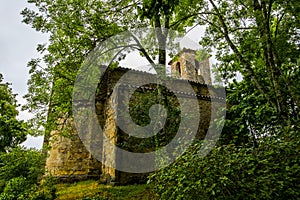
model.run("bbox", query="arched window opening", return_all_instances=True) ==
[176,62,181,76]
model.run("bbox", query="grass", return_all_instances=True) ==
[55,180,156,200]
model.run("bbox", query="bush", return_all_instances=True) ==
[0,147,43,186]
[0,177,31,200]
[0,193,14,200]
[29,176,57,200]
[149,134,300,199]
[0,147,44,199]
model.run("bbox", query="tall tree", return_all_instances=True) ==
[21,0,205,133]
[194,0,300,139]
[22,0,299,144]
[0,73,27,152]
[22,0,122,133]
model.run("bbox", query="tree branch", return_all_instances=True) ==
[209,0,277,108]
[130,32,156,66]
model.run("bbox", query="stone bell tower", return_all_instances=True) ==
[169,48,212,84]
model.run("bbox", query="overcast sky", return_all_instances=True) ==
[0,1,48,149]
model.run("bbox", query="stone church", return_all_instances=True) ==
[44,48,225,184]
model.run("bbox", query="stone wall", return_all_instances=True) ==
[45,128,102,182]
[94,67,225,184]
[44,61,224,184]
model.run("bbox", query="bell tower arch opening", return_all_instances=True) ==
[169,48,211,84]
[176,62,181,77]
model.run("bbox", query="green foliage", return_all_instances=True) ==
[0,175,57,200]
[195,49,209,62]
[0,147,43,185]
[197,0,300,132]
[149,132,300,199]
[21,0,123,134]
[1,177,31,200]
[29,176,57,200]
[0,147,44,198]
[0,73,28,152]
[219,80,279,146]
[0,74,47,199]
[21,0,208,135]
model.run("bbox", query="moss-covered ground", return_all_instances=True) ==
[55,180,156,200]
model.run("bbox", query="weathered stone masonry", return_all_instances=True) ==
[44,49,225,184]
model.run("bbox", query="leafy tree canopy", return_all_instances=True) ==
[21,0,205,133]
[196,0,300,143]
[22,0,300,142]
[0,73,28,152]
